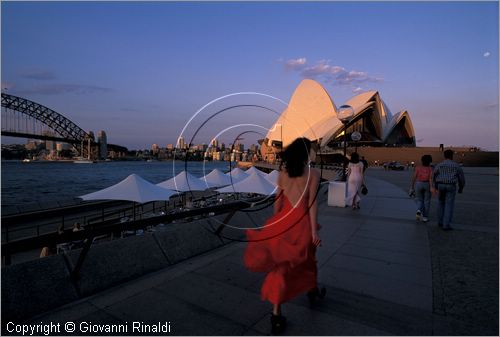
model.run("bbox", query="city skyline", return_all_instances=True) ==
[1,1,498,150]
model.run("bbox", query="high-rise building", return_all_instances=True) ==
[177,136,185,149]
[211,138,218,149]
[97,130,108,160]
[151,143,160,154]
[43,131,56,151]
[25,140,42,151]
[56,143,72,151]
[166,144,174,150]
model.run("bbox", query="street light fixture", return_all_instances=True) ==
[351,131,362,153]
[337,104,354,181]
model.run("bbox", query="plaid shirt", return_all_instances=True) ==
[433,159,465,188]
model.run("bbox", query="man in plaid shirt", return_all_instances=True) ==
[433,149,466,230]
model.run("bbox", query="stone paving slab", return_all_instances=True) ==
[326,253,432,287]
[364,198,417,221]
[338,242,429,269]
[154,272,270,327]
[348,235,429,258]
[251,300,390,336]
[320,265,432,311]
[306,285,435,336]
[103,288,248,336]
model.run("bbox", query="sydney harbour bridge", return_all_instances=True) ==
[1,93,127,158]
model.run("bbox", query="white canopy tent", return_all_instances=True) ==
[157,170,208,192]
[225,167,249,182]
[200,168,233,188]
[245,166,268,177]
[265,170,280,186]
[216,171,278,196]
[79,174,176,203]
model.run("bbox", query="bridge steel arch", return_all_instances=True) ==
[1,93,91,143]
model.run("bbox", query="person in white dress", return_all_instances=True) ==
[345,152,365,209]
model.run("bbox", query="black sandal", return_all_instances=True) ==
[271,314,287,335]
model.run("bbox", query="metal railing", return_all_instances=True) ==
[1,195,272,264]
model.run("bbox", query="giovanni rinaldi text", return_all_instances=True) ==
[6,321,172,335]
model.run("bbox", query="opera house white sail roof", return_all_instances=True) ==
[263,79,415,151]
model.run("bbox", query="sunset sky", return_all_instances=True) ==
[2,1,498,150]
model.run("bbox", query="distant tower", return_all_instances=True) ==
[97,130,108,160]
[43,130,56,151]
[151,143,160,154]
[177,136,185,150]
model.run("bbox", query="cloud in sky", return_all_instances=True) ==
[483,51,491,58]
[484,102,498,109]
[281,58,383,87]
[12,83,112,95]
[352,87,363,93]
[19,68,57,80]
[284,57,307,70]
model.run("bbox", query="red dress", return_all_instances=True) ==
[244,192,317,305]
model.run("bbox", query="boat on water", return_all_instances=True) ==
[73,157,96,164]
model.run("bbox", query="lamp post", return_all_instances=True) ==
[351,131,362,153]
[338,105,354,181]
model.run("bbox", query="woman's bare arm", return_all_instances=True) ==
[308,168,321,246]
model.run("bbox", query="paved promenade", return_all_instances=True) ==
[26,174,495,335]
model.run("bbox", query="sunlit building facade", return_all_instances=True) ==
[261,79,416,162]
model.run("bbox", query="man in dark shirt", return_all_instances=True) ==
[433,150,466,230]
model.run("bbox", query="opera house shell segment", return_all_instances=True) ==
[261,79,415,160]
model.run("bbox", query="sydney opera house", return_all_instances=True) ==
[261,79,416,162]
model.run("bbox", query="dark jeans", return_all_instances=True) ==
[415,181,431,217]
[437,183,456,228]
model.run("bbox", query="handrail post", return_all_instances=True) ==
[70,234,94,282]
[215,209,237,236]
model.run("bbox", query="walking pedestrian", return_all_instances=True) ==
[345,152,365,210]
[433,150,465,230]
[410,155,435,222]
[243,137,325,334]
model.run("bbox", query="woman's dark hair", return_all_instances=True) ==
[421,155,432,167]
[350,152,360,163]
[282,137,311,178]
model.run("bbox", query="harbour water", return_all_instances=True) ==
[1,160,230,212]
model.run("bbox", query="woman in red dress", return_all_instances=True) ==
[244,137,325,334]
